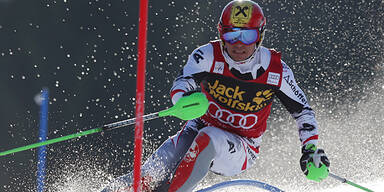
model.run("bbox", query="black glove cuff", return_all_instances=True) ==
[182,90,201,97]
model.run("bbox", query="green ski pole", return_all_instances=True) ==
[0,112,159,157]
[329,172,374,192]
[0,92,209,157]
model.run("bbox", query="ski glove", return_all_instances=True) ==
[159,91,208,120]
[300,144,330,182]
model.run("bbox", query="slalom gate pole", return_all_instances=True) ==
[37,88,49,192]
[329,172,374,192]
[133,0,149,191]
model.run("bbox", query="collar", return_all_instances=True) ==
[221,45,263,79]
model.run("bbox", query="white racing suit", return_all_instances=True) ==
[101,40,319,192]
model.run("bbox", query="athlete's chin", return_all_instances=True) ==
[231,54,249,61]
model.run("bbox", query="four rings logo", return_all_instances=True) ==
[208,102,258,129]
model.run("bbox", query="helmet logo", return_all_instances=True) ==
[230,3,253,27]
[235,6,249,17]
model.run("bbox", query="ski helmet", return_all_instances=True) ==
[218,0,266,47]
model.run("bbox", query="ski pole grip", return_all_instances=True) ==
[159,92,209,120]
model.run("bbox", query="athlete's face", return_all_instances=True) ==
[224,42,256,62]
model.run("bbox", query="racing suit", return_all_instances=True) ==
[101,40,318,192]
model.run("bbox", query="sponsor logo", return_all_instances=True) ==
[207,79,273,112]
[282,62,289,72]
[193,49,204,64]
[230,2,253,27]
[208,102,258,129]
[283,75,308,104]
[213,62,224,74]
[227,140,236,154]
[299,123,315,132]
[253,90,273,105]
[184,140,199,163]
[267,72,280,85]
[246,137,256,145]
[246,146,258,161]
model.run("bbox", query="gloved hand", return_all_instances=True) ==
[159,91,208,120]
[300,144,330,182]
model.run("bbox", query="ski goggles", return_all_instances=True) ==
[222,28,259,45]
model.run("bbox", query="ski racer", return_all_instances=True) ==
[102,0,330,191]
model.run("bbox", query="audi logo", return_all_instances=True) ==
[207,102,258,129]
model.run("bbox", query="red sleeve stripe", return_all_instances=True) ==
[303,135,318,145]
[246,144,260,154]
[171,89,186,98]
[241,141,248,171]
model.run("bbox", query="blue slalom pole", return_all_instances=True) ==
[37,88,49,192]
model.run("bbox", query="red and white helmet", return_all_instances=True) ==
[218,0,266,47]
